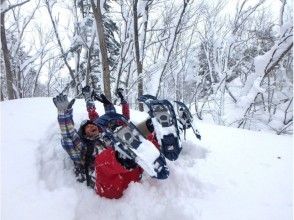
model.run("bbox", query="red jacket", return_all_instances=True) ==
[88,101,158,199]
[95,148,143,199]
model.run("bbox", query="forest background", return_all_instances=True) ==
[0,0,293,134]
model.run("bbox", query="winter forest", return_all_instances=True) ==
[0,0,293,134]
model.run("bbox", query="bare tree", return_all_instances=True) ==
[45,0,76,87]
[133,0,144,110]
[1,8,14,99]
[1,0,30,99]
[31,27,55,96]
[114,0,134,95]
[91,0,112,100]
[237,25,293,130]
[155,0,190,98]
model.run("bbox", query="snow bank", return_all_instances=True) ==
[1,98,292,220]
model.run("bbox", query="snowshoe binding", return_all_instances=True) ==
[174,101,201,140]
[138,95,182,161]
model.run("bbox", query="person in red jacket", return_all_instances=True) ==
[81,86,145,199]
[54,87,167,199]
[81,86,168,198]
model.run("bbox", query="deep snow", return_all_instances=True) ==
[0,98,292,220]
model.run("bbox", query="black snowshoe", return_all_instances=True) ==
[174,101,201,140]
[138,95,182,161]
[95,113,169,179]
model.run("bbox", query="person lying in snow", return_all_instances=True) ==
[53,87,168,199]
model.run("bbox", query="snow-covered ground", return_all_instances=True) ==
[1,98,292,220]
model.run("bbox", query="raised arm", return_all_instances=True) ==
[92,92,116,114]
[82,86,99,121]
[116,88,130,120]
[53,94,83,165]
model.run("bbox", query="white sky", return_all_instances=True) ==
[223,0,283,20]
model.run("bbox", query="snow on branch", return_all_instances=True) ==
[239,23,293,106]
[155,0,189,97]
[0,0,30,14]
[237,23,293,127]
[262,26,293,78]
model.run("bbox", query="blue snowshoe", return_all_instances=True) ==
[174,101,201,140]
[138,95,182,161]
[94,113,169,179]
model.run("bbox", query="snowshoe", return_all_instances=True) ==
[174,101,201,140]
[95,113,169,179]
[137,94,157,102]
[138,95,182,161]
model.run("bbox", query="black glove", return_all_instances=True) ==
[116,88,125,100]
[82,85,92,102]
[53,94,75,111]
[92,93,112,105]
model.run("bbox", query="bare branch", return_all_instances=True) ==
[45,0,75,84]
[1,0,30,14]
[155,0,190,97]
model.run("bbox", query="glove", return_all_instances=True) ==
[116,88,124,100]
[82,85,92,102]
[92,93,112,105]
[82,85,96,109]
[53,94,75,112]
[116,88,127,104]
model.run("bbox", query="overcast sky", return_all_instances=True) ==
[4,0,292,84]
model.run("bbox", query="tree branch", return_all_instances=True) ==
[1,0,30,14]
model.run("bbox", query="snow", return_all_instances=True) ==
[137,0,146,17]
[1,98,292,220]
[115,125,160,176]
[256,23,292,75]
[100,0,106,13]
[238,75,263,107]
[0,1,8,13]
[70,34,84,48]
[150,115,181,153]
[236,24,293,123]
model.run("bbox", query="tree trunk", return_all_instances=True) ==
[91,0,112,100]
[1,86,4,101]
[133,0,144,111]
[86,35,95,85]
[1,12,15,100]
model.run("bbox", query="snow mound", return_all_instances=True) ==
[1,98,292,220]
